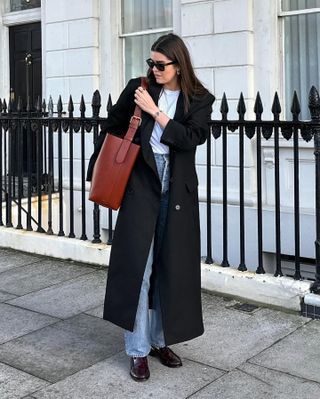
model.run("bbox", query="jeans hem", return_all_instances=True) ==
[126,351,150,358]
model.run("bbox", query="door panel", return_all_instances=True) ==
[9,22,42,175]
[9,22,42,109]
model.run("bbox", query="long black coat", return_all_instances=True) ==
[87,77,215,345]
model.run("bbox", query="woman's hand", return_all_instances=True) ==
[134,86,158,116]
[134,86,170,128]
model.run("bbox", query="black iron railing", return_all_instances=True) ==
[0,87,319,292]
[207,87,320,292]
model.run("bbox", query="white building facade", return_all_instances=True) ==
[0,0,318,276]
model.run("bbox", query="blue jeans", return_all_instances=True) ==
[124,153,169,357]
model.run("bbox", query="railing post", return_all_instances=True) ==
[91,90,101,244]
[220,93,230,267]
[80,95,88,241]
[0,99,3,226]
[310,86,320,293]
[107,94,113,245]
[47,96,54,235]
[205,127,213,264]
[57,95,65,237]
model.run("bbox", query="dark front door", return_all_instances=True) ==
[9,22,42,176]
[9,22,42,109]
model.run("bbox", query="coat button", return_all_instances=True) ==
[175,204,181,211]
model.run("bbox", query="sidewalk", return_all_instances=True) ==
[0,247,320,399]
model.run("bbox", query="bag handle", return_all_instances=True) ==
[115,77,148,164]
[123,77,148,142]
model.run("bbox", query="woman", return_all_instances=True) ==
[87,33,215,381]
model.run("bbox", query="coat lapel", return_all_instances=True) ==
[140,84,162,179]
[140,85,186,180]
[173,91,184,122]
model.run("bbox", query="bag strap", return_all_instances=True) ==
[123,77,148,142]
[115,77,148,164]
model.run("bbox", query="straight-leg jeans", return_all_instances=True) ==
[124,153,169,357]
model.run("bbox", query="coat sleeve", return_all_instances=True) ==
[86,78,139,181]
[160,93,215,151]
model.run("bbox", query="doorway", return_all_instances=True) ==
[9,22,42,177]
[9,22,42,109]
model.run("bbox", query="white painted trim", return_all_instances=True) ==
[0,24,10,100]
[0,5,43,102]
[172,0,181,35]
[120,27,173,38]
[304,293,320,307]
[41,0,46,101]
[279,8,320,17]
[201,262,311,311]
[99,0,122,113]
[2,8,41,26]
[278,5,285,112]
[0,227,110,266]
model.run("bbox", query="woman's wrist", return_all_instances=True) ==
[153,108,162,119]
[151,108,170,129]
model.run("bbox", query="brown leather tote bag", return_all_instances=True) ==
[89,77,148,210]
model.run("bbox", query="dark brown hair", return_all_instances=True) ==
[147,33,208,112]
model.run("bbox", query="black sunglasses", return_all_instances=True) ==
[146,58,177,72]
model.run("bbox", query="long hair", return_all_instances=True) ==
[147,33,208,112]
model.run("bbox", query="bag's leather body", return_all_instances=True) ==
[88,77,147,210]
[89,135,140,209]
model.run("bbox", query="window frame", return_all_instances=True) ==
[278,1,320,119]
[119,1,175,86]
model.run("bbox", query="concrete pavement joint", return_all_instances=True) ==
[246,361,320,386]
[235,365,273,387]
[0,258,43,274]
[0,359,51,384]
[3,268,99,297]
[244,318,313,365]
[0,288,17,296]
[185,370,230,398]
[1,302,63,323]
[183,356,228,373]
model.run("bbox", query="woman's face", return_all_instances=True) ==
[150,51,180,90]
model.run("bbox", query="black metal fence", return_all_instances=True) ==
[0,87,319,292]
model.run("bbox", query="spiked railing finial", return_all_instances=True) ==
[309,86,320,120]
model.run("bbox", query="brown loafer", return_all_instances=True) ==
[130,356,150,381]
[149,346,182,368]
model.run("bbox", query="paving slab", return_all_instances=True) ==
[0,259,94,295]
[250,320,320,383]
[0,251,42,273]
[7,271,106,318]
[0,362,49,399]
[175,293,307,370]
[0,303,58,344]
[0,313,123,383]
[31,351,224,399]
[189,362,320,399]
[0,289,16,302]
[84,303,104,318]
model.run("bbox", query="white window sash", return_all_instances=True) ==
[119,27,172,38]
[279,8,320,17]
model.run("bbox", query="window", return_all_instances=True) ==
[280,0,320,118]
[10,0,41,12]
[121,0,173,82]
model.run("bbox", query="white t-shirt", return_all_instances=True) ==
[150,88,180,154]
